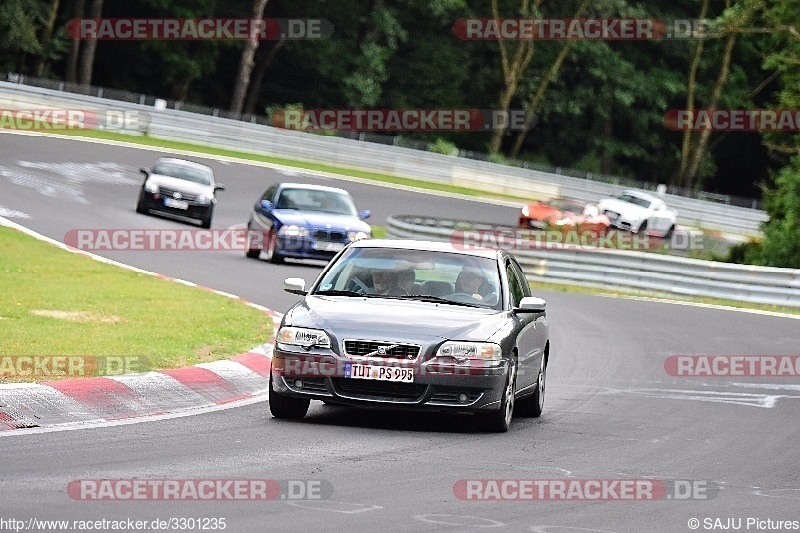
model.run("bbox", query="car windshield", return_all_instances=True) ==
[549,199,584,214]
[153,162,212,185]
[614,193,651,208]
[313,247,503,310]
[275,188,358,216]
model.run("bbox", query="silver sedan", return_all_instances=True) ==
[269,239,550,432]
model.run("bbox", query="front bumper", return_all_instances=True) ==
[603,210,639,232]
[270,348,509,413]
[140,192,212,221]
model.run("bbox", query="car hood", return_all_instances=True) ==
[275,210,370,232]
[285,295,507,346]
[597,197,647,216]
[149,174,214,196]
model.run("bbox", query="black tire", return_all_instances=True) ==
[200,207,213,229]
[245,222,261,258]
[663,225,676,239]
[263,230,284,264]
[135,192,148,214]
[269,376,310,419]
[478,358,516,433]
[515,354,546,418]
[637,220,648,235]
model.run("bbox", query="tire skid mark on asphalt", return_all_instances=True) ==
[286,500,383,514]
[601,387,798,408]
[0,215,284,433]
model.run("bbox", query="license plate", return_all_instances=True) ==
[345,363,414,383]
[164,198,189,210]
[313,241,345,252]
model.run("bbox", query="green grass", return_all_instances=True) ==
[0,227,273,382]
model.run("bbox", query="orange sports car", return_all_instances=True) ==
[518,198,611,235]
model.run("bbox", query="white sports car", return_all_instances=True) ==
[597,189,677,237]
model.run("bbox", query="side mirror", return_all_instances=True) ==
[139,168,150,179]
[283,278,307,295]
[214,184,225,192]
[516,296,546,313]
[260,199,274,211]
[360,209,371,220]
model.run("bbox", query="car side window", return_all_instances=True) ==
[262,185,277,203]
[509,259,531,298]
[506,262,524,308]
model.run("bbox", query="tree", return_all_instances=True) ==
[78,0,103,85]
[229,0,269,114]
[745,155,800,267]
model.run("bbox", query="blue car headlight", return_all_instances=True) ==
[278,225,309,238]
[347,231,370,242]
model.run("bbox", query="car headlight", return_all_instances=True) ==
[278,225,309,238]
[521,205,530,217]
[277,327,331,349]
[144,180,159,194]
[347,231,369,242]
[437,341,501,361]
[197,194,211,205]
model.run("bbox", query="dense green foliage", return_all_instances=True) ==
[2,0,799,266]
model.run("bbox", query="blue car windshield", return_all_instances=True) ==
[275,188,358,216]
[314,247,503,310]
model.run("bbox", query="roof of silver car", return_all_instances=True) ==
[349,239,505,259]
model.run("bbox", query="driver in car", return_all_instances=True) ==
[454,266,489,301]
[372,268,402,296]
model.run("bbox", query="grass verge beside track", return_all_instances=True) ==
[0,226,273,383]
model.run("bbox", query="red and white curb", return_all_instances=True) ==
[0,216,282,432]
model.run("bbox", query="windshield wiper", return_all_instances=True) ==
[314,289,369,297]
[394,295,483,308]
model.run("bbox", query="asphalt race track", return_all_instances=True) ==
[1,132,799,533]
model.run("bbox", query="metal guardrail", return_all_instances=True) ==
[0,80,768,237]
[386,215,800,308]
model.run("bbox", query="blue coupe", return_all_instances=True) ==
[245,183,372,263]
